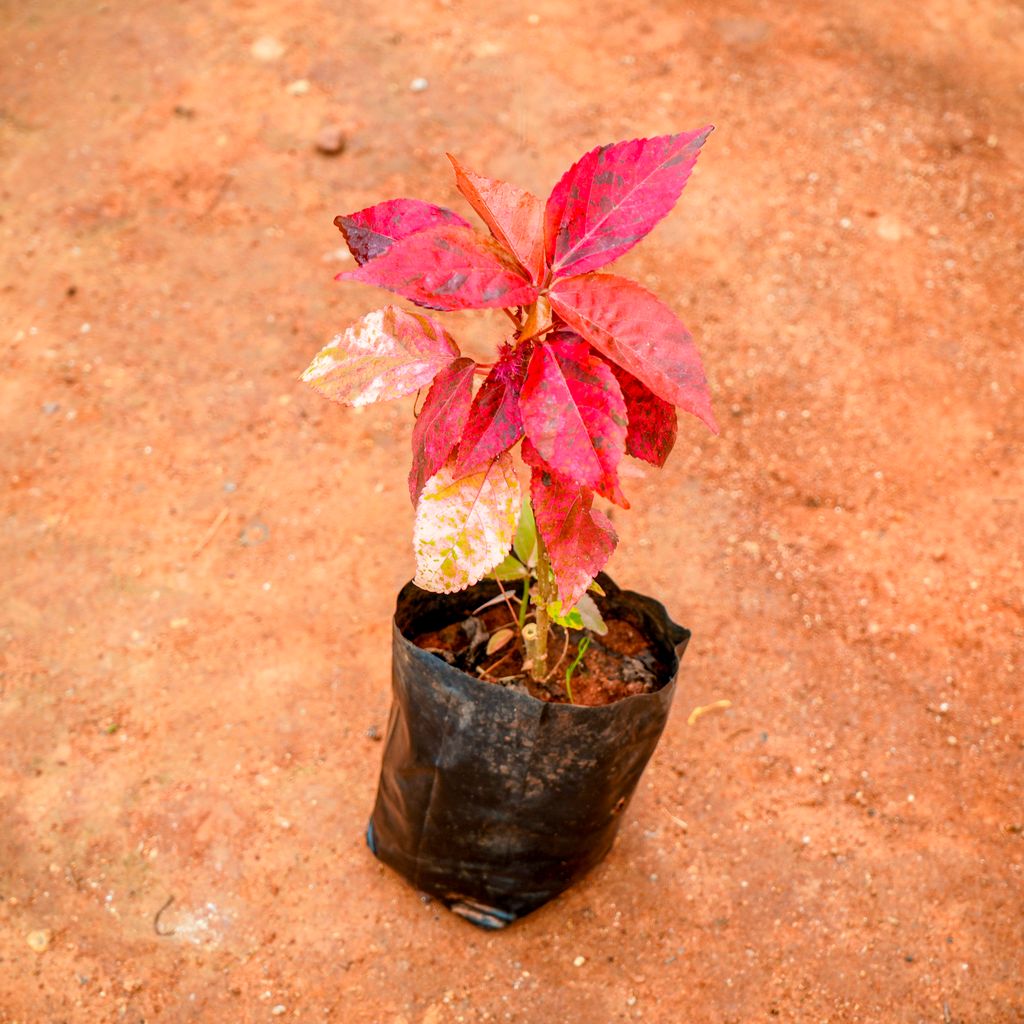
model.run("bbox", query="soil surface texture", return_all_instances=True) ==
[1,1,1022,1022]
[415,608,664,705]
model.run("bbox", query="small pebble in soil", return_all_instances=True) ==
[409,77,429,92]
[573,955,586,967]
[314,125,347,156]
[27,929,51,953]
[271,1006,286,1016]
[250,36,285,61]
[42,401,60,415]
[365,724,381,741]
[285,78,310,95]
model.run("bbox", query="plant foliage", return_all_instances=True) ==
[304,131,717,675]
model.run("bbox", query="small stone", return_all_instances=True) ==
[271,1006,286,1016]
[573,955,586,967]
[314,125,347,156]
[876,216,905,242]
[42,401,60,415]
[27,929,51,953]
[409,77,429,93]
[285,78,310,96]
[250,36,285,61]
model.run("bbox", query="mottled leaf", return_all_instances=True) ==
[550,273,717,433]
[335,198,470,265]
[523,439,617,609]
[413,453,521,594]
[547,600,584,630]
[519,334,628,505]
[409,357,476,503]
[447,154,546,284]
[339,225,538,312]
[454,341,531,476]
[302,306,459,407]
[605,359,678,466]
[544,128,712,279]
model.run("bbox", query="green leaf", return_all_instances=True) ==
[513,497,537,567]
[490,553,529,581]
[547,599,584,630]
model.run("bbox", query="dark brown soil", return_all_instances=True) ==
[414,611,665,707]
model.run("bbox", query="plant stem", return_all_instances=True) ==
[519,295,551,345]
[532,533,553,681]
[518,577,530,632]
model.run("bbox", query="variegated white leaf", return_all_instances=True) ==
[301,305,459,406]
[413,453,521,593]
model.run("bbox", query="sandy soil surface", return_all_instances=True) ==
[2,1,1022,1021]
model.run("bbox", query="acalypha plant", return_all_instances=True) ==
[303,130,717,686]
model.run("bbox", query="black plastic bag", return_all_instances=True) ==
[366,573,690,929]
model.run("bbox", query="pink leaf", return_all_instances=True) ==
[544,128,712,279]
[605,359,678,467]
[301,306,459,406]
[447,154,546,284]
[339,225,538,312]
[519,334,628,506]
[409,357,477,503]
[523,440,617,609]
[550,273,718,433]
[335,198,470,265]
[454,341,531,476]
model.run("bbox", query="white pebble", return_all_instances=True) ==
[573,955,585,967]
[250,36,285,62]
[409,77,429,92]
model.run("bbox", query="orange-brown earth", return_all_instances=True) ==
[1,1,1022,1021]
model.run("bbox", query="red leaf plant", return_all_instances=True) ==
[303,131,717,682]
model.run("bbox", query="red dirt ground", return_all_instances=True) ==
[2,1,1022,1021]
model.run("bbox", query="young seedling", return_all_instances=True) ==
[304,132,717,684]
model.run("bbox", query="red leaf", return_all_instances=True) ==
[605,360,678,467]
[409,357,476,503]
[523,440,617,609]
[301,305,459,406]
[544,128,712,280]
[519,334,628,506]
[339,225,538,312]
[550,273,717,433]
[335,198,470,265]
[454,342,531,476]
[447,154,546,284]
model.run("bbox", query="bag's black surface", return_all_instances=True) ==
[367,573,689,929]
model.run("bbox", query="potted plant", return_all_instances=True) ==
[303,130,717,929]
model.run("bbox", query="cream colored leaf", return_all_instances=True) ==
[413,453,521,593]
[301,305,459,407]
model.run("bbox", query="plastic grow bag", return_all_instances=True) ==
[366,573,690,929]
